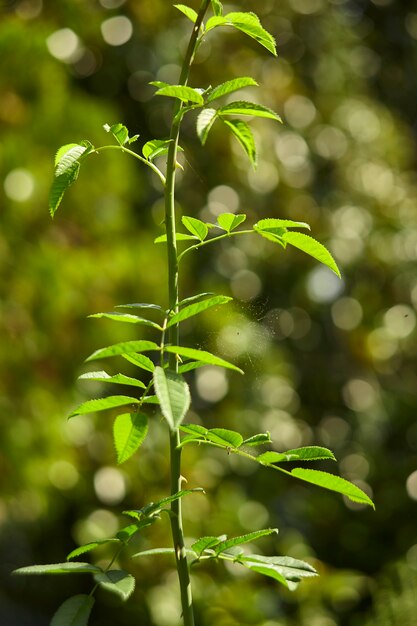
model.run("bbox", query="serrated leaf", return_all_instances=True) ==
[207,428,243,448]
[67,539,120,561]
[128,134,140,144]
[291,468,374,508]
[153,367,190,430]
[223,119,257,167]
[85,340,159,362]
[55,144,91,177]
[211,0,223,16]
[54,143,81,168]
[242,432,271,447]
[78,371,146,389]
[241,554,317,580]
[51,594,95,626]
[227,12,276,56]
[238,560,289,588]
[115,302,165,313]
[182,216,209,241]
[167,295,232,328]
[217,213,247,232]
[174,4,198,22]
[88,312,162,330]
[196,108,217,145]
[206,77,258,103]
[218,101,282,122]
[94,570,135,601]
[113,411,148,464]
[142,139,172,161]
[69,395,140,418]
[123,353,155,372]
[191,536,223,555]
[257,447,336,465]
[282,231,341,278]
[215,529,278,555]
[178,292,215,308]
[104,122,129,146]
[154,85,204,105]
[13,562,102,576]
[165,346,243,374]
[131,548,176,558]
[254,218,310,232]
[116,518,157,542]
[154,232,199,243]
[49,163,80,217]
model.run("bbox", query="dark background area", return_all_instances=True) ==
[1,0,417,624]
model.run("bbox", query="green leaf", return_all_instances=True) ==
[257,447,336,464]
[142,139,173,161]
[191,536,223,555]
[69,396,140,418]
[206,428,243,448]
[154,232,199,243]
[178,360,208,374]
[206,77,258,103]
[88,312,162,330]
[211,0,223,16]
[182,216,209,242]
[116,518,157,542]
[218,101,282,122]
[49,163,80,217]
[115,302,165,313]
[128,134,140,144]
[123,353,155,372]
[178,292,215,308]
[165,346,244,374]
[174,4,198,22]
[254,218,310,232]
[54,143,80,167]
[242,432,271,447]
[55,143,92,177]
[113,411,148,464]
[104,122,129,146]
[154,84,204,105]
[215,529,278,555]
[153,367,190,430]
[205,16,228,31]
[78,371,146,389]
[125,489,204,520]
[141,395,160,404]
[67,539,120,561]
[217,213,247,232]
[51,595,95,626]
[291,468,375,508]
[131,548,176,558]
[180,423,208,438]
[227,12,276,56]
[282,231,341,278]
[167,295,232,328]
[94,570,135,601]
[196,108,217,145]
[223,119,257,167]
[13,562,102,576]
[236,554,316,590]
[86,340,159,362]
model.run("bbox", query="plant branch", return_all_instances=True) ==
[95,145,166,185]
[177,229,255,262]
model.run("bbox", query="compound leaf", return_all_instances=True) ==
[153,367,190,430]
[51,594,95,626]
[113,411,148,464]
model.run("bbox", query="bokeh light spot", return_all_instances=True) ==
[4,168,35,202]
[101,16,133,46]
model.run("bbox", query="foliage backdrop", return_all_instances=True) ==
[1,0,417,624]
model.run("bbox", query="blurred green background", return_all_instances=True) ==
[1,0,417,624]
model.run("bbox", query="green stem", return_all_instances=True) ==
[96,145,166,185]
[164,2,211,625]
[178,229,254,262]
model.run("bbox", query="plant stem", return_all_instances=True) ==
[164,2,211,625]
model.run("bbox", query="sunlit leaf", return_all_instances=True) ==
[241,432,271,447]
[104,122,129,146]
[78,371,146,389]
[13,563,102,576]
[88,312,162,330]
[94,570,135,601]
[291,468,375,508]
[215,529,278,555]
[154,233,199,243]
[257,447,336,464]
[116,518,157,542]
[67,539,120,561]
[49,163,80,217]
[206,77,258,103]
[153,84,204,105]
[174,4,198,22]
[178,292,215,308]
[85,340,159,362]
[69,396,140,418]
[211,0,223,16]
[282,231,341,278]
[55,142,93,177]
[125,489,204,520]
[223,119,257,167]
[191,536,223,555]
[51,595,95,626]
[115,302,165,313]
[113,411,148,464]
[167,295,232,327]
[123,353,155,372]
[182,216,209,241]
[142,139,173,161]
[165,346,243,374]
[227,12,276,56]
[254,218,310,232]
[217,213,247,232]
[218,101,282,122]
[153,367,190,430]
[178,360,208,374]
[196,108,217,145]
[206,428,243,448]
